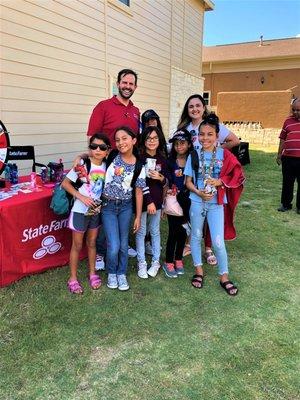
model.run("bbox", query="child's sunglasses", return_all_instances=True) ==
[89,143,109,151]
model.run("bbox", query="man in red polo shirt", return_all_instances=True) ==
[277,98,300,214]
[87,69,140,147]
[87,69,140,267]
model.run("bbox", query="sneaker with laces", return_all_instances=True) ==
[95,254,105,271]
[107,273,118,289]
[128,246,137,257]
[182,222,191,236]
[117,274,129,291]
[147,260,160,277]
[175,260,185,275]
[162,262,178,278]
[145,241,153,256]
[137,261,148,279]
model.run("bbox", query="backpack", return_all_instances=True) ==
[50,158,91,215]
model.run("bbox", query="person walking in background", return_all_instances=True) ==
[177,94,241,264]
[185,114,244,296]
[62,133,110,294]
[135,126,168,279]
[277,98,300,214]
[87,68,140,268]
[101,126,145,291]
[163,129,194,278]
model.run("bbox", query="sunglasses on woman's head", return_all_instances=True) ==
[89,143,109,151]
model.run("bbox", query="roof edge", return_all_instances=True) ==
[203,0,214,11]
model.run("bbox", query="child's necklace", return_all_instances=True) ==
[199,147,217,178]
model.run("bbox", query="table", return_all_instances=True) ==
[0,177,86,287]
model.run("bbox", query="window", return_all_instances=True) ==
[203,91,211,106]
[118,0,130,5]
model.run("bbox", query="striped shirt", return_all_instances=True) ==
[279,116,300,158]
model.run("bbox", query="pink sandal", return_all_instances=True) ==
[89,274,102,290]
[67,279,83,294]
[204,250,217,266]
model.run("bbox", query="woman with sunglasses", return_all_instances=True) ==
[62,133,110,294]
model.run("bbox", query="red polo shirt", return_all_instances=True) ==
[87,96,140,148]
[279,116,300,158]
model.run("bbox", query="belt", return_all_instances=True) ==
[102,196,132,204]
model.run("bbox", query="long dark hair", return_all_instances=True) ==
[139,126,167,158]
[169,129,194,160]
[141,110,167,154]
[114,125,139,158]
[177,94,209,130]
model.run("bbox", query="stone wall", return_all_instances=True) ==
[225,122,280,147]
[217,90,291,128]
[169,67,205,136]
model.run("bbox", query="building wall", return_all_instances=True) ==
[204,68,300,106]
[0,0,206,172]
[217,90,292,128]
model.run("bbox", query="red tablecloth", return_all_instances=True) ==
[0,177,86,287]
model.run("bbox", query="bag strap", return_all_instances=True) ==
[191,149,199,189]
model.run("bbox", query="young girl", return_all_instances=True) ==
[101,126,146,291]
[178,94,240,264]
[62,133,110,294]
[135,126,168,278]
[163,129,193,278]
[184,114,244,295]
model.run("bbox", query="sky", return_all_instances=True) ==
[203,0,300,46]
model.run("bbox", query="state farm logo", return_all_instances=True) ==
[33,235,62,260]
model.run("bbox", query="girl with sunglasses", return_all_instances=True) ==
[62,133,110,294]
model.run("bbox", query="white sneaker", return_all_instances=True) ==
[95,254,105,271]
[148,260,160,277]
[128,246,137,257]
[107,274,118,289]
[145,241,153,256]
[137,261,148,279]
[117,274,129,291]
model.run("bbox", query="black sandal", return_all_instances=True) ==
[220,280,238,296]
[191,274,204,289]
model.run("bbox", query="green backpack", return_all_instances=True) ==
[50,159,91,215]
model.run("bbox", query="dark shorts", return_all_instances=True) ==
[68,211,101,232]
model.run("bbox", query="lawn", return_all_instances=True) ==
[0,150,299,400]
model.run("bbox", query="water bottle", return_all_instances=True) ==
[40,167,48,184]
[4,164,11,182]
[30,172,37,189]
[9,164,18,184]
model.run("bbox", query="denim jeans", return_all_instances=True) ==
[190,201,228,275]
[101,199,133,275]
[96,217,106,257]
[136,210,161,263]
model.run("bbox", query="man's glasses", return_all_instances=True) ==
[89,143,109,151]
[146,136,159,142]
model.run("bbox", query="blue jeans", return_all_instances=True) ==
[101,199,133,275]
[136,210,161,263]
[190,201,228,275]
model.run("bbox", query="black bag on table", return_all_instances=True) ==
[231,141,250,165]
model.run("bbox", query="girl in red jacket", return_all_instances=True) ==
[185,114,244,296]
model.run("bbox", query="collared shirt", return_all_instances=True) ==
[279,115,300,158]
[87,96,140,148]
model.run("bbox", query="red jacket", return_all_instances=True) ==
[217,149,245,240]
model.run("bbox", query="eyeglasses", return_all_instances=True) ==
[89,143,109,151]
[146,136,159,142]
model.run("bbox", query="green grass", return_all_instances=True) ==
[0,150,299,400]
